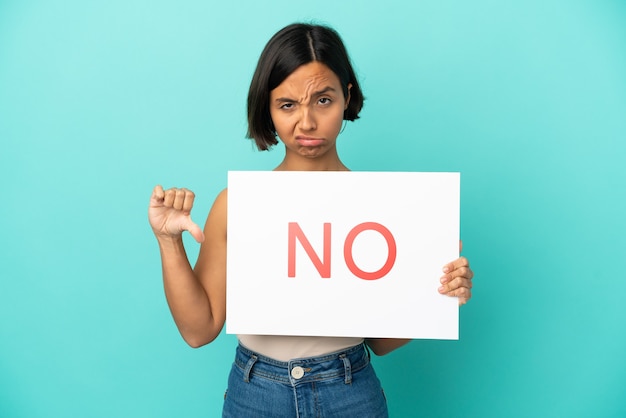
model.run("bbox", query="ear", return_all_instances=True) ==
[344,83,352,110]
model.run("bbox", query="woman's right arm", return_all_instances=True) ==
[149,185,228,348]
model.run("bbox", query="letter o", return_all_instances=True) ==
[343,222,397,280]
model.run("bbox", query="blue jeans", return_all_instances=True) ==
[222,342,388,417]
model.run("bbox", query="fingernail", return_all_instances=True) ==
[442,266,450,273]
[440,276,448,284]
[438,286,445,293]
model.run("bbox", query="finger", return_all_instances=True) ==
[173,189,186,210]
[181,188,195,214]
[454,287,471,305]
[440,274,472,291]
[456,288,472,306]
[441,266,474,284]
[163,188,177,207]
[442,256,470,274]
[185,218,205,243]
[439,276,472,294]
[459,240,463,253]
[440,285,471,301]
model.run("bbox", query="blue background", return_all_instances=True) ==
[1,0,625,416]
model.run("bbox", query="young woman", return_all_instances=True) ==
[149,23,474,417]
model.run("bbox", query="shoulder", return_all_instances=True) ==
[206,188,228,232]
[213,187,228,208]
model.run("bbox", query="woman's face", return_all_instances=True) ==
[269,61,351,161]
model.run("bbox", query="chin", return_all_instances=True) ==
[298,147,327,158]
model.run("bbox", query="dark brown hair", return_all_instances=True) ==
[247,23,364,151]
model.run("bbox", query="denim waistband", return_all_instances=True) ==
[234,342,370,386]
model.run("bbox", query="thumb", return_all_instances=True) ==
[184,218,205,243]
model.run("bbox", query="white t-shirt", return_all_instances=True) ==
[238,334,364,362]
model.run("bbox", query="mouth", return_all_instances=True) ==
[296,135,325,147]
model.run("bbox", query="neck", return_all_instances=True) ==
[274,150,349,172]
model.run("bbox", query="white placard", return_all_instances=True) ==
[226,171,459,340]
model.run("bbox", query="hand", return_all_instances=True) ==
[438,241,473,306]
[148,185,205,243]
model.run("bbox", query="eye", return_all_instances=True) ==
[279,102,294,110]
[318,97,332,105]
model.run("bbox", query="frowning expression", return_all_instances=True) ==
[269,62,351,160]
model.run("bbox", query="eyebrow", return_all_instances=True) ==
[274,86,338,103]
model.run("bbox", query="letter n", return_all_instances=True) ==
[288,222,331,278]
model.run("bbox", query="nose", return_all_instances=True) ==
[299,106,316,131]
